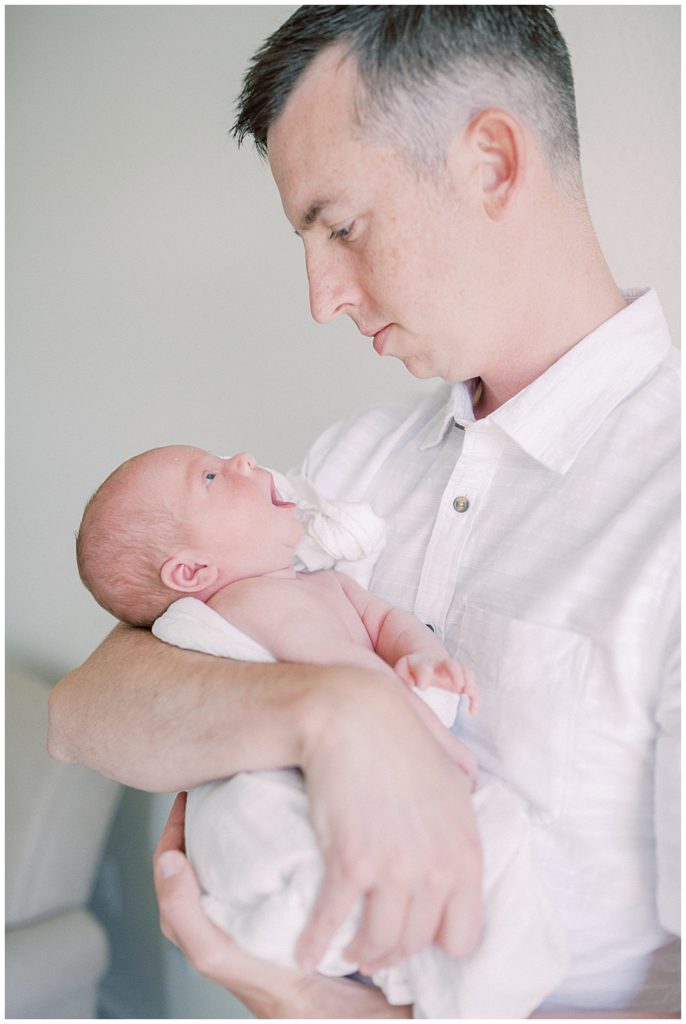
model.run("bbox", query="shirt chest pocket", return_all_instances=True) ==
[451,604,592,818]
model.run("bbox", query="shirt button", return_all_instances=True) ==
[453,495,470,513]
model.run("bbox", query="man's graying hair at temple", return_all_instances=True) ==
[233,5,583,196]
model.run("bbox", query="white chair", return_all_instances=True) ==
[6,663,122,1018]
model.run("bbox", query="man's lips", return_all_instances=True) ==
[372,324,393,356]
[357,321,394,354]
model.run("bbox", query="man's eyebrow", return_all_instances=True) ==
[296,199,333,234]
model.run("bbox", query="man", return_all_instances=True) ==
[49,7,679,1018]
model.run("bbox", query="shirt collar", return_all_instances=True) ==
[420,289,674,471]
[488,289,673,472]
[418,380,476,451]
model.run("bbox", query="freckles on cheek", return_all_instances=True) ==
[366,240,401,287]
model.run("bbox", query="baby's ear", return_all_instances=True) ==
[160,551,220,594]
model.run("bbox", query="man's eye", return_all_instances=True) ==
[330,222,354,241]
[204,472,217,487]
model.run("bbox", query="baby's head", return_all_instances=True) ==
[77,445,301,627]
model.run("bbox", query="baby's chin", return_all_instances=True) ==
[291,519,306,546]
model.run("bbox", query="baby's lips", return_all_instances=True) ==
[269,475,296,509]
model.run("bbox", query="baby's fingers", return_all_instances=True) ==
[461,665,480,714]
[439,661,480,712]
[413,661,437,689]
[393,656,416,688]
[395,656,434,689]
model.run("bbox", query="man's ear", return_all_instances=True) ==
[466,109,524,219]
[160,551,220,594]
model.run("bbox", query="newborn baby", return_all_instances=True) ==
[77,444,567,1018]
[77,445,478,768]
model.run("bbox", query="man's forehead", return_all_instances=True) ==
[266,44,359,172]
[267,82,365,228]
[272,42,357,125]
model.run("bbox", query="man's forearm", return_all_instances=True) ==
[48,622,344,791]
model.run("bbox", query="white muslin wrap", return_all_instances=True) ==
[275,469,387,585]
[153,597,569,1018]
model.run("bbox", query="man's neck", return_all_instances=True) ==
[475,209,627,418]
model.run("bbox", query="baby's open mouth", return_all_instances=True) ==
[270,477,296,509]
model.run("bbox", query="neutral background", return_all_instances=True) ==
[6,5,680,1018]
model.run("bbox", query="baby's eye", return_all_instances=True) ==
[204,472,217,487]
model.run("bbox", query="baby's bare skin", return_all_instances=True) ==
[208,566,479,780]
[78,444,478,780]
[208,567,476,698]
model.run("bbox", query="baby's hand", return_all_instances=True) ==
[394,654,479,714]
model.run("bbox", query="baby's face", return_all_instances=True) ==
[131,445,303,579]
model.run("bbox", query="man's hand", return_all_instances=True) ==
[394,653,479,713]
[153,793,411,1019]
[295,674,483,976]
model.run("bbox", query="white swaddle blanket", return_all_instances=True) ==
[154,599,568,1018]
[152,480,569,1017]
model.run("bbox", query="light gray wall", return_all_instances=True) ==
[6,5,680,1019]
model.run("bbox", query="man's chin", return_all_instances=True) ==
[400,353,438,380]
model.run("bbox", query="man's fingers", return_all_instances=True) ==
[376,886,445,968]
[435,884,484,958]
[152,793,234,975]
[154,844,208,946]
[153,844,241,981]
[296,866,362,971]
[343,883,408,971]
[153,791,187,860]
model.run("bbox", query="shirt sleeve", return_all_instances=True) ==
[654,638,680,936]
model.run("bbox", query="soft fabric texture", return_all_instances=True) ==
[154,596,569,1018]
[275,471,387,583]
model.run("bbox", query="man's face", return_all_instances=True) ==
[267,46,497,383]
[128,446,302,579]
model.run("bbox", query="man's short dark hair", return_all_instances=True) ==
[233,5,581,191]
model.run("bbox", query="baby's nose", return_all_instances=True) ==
[229,452,257,474]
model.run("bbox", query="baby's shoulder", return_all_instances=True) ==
[207,577,310,637]
[210,575,278,602]
[209,573,318,615]
[295,569,353,598]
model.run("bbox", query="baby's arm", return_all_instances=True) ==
[337,573,479,713]
[209,575,477,783]
[208,578,396,677]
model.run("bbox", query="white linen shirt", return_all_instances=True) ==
[301,289,680,1011]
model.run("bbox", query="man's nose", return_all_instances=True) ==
[226,452,256,475]
[305,247,363,324]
